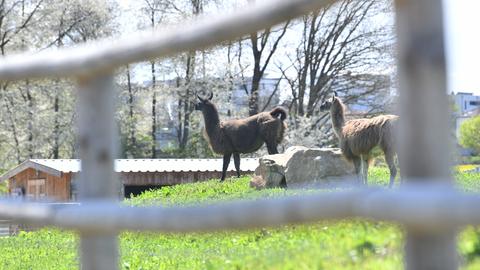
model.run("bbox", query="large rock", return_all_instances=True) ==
[285,147,355,187]
[250,146,355,189]
[250,146,307,189]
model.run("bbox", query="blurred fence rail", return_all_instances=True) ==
[0,0,460,269]
[0,0,336,80]
[0,220,11,236]
[0,185,479,234]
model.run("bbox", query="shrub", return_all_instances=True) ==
[459,116,480,154]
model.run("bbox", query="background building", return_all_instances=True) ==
[452,92,480,156]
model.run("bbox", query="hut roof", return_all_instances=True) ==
[0,158,259,182]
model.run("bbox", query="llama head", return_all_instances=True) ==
[194,91,214,111]
[320,91,338,112]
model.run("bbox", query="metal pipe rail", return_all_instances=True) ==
[0,184,477,233]
[0,0,335,80]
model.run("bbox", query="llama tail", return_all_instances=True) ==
[270,107,287,121]
[270,107,287,144]
[277,121,287,144]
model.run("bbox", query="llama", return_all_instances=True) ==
[195,92,287,181]
[320,92,399,187]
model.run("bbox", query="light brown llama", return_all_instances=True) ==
[195,92,287,181]
[320,92,399,187]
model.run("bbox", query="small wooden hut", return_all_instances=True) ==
[0,158,258,200]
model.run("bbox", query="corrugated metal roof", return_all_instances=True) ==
[31,159,81,173]
[29,158,259,173]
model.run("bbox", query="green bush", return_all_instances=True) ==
[0,182,7,194]
[460,116,480,154]
[461,155,480,165]
[0,168,7,194]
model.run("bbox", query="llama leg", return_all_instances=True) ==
[220,153,232,182]
[396,155,404,184]
[365,159,370,186]
[385,151,397,188]
[360,155,368,186]
[266,141,279,154]
[233,153,241,178]
[359,155,364,185]
[352,157,362,185]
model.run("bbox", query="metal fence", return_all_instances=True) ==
[0,0,467,269]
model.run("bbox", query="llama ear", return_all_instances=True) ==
[197,94,204,102]
[333,91,338,97]
[208,92,213,100]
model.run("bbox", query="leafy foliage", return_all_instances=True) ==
[0,182,7,194]
[0,168,8,194]
[460,116,480,154]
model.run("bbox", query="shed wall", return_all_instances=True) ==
[8,168,71,201]
[120,171,250,186]
[6,168,252,201]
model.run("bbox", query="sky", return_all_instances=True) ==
[444,0,480,95]
[117,0,480,95]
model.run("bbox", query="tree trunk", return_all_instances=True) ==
[126,65,136,157]
[179,52,196,150]
[249,62,261,116]
[52,87,60,159]
[1,84,22,164]
[151,61,157,158]
[25,82,34,158]
[248,30,262,116]
[150,9,158,158]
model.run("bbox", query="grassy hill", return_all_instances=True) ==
[1,167,480,269]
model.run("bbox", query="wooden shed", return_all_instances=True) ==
[0,158,258,200]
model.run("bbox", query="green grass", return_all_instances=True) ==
[127,175,288,206]
[0,167,479,269]
[0,182,7,195]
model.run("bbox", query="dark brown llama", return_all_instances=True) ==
[320,92,399,187]
[195,92,287,181]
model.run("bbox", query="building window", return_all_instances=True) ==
[470,101,480,106]
[27,179,46,199]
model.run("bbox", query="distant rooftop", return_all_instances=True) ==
[456,92,477,96]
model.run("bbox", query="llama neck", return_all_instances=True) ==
[202,104,221,137]
[330,100,346,138]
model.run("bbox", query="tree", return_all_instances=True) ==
[139,0,171,158]
[247,21,290,115]
[0,0,116,166]
[0,0,47,163]
[47,0,105,158]
[459,116,480,154]
[44,0,117,158]
[158,0,210,152]
[278,0,393,148]
[285,0,391,118]
[116,65,154,158]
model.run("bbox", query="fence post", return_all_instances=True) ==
[76,74,119,270]
[394,0,457,269]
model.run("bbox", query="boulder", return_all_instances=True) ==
[250,146,355,189]
[250,146,307,189]
[285,147,355,187]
